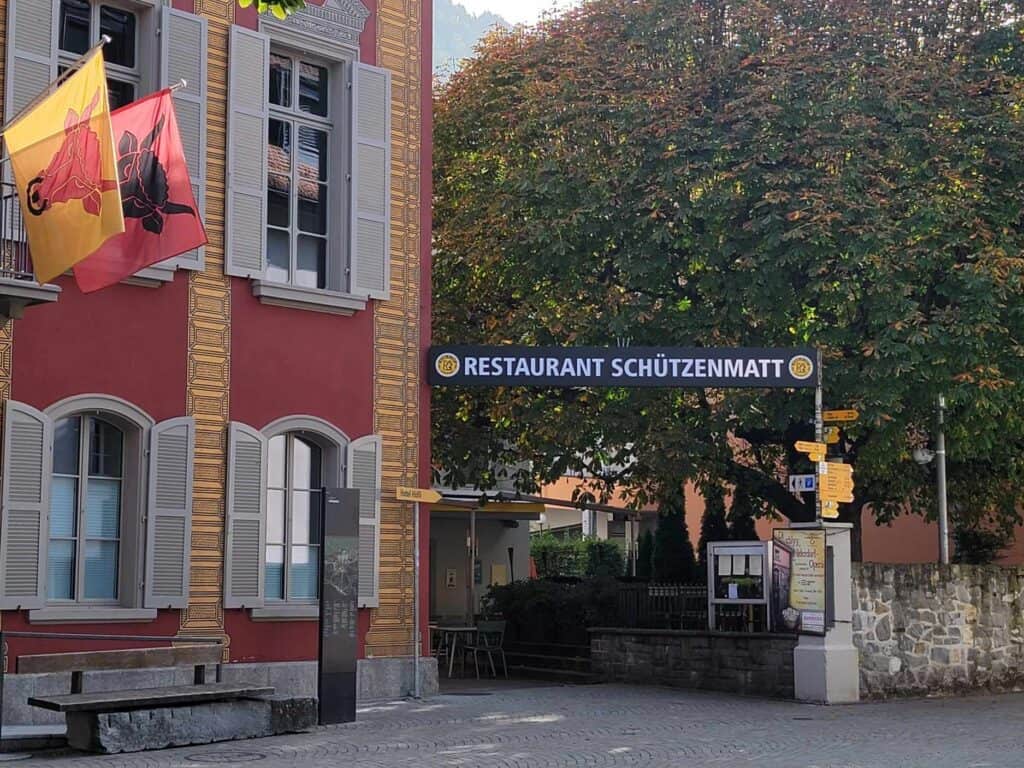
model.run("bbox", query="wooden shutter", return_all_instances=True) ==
[225,26,269,278]
[144,417,194,609]
[347,435,381,608]
[0,400,51,610]
[160,7,208,272]
[224,422,266,608]
[350,63,391,300]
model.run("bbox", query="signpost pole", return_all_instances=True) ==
[413,500,421,698]
[814,349,823,523]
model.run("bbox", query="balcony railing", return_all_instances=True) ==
[0,181,33,281]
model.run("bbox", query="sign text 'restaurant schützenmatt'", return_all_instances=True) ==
[429,346,817,388]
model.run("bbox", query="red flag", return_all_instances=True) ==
[73,90,207,292]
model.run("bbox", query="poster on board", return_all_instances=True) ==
[771,529,826,635]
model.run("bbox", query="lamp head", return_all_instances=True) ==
[913,447,936,465]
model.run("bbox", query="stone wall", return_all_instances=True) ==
[590,628,797,698]
[853,563,1024,698]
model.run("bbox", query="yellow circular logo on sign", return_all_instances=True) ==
[435,353,460,378]
[788,355,814,380]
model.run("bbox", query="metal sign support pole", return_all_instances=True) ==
[814,349,823,523]
[413,501,421,698]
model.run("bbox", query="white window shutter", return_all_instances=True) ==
[224,422,266,608]
[350,63,391,300]
[4,0,56,240]
[347,434,381,608]
[225,26,269,279]
[144,416,194,609]
[5,0,57,123]
[159,7,208,272]
[0,400,51,610]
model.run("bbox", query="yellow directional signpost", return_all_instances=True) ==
[824,425,841,444]
[396,486,442,503]
[818,462,854,504]
[823,409,859,423]
[821,500,840,519]
[795,440,826,462]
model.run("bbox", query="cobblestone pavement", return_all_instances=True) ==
[26,683,1024,768]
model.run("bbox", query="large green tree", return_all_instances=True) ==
[432,0,1024,558]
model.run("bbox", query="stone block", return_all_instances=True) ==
[876,617,892,642]
[65,696,316,754]
[267,695,317,733]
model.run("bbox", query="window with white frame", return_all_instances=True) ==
[266,52,334,290]
[265,432,322,601]
[0,397,195,616]
[49,415,124,601]
[226,25,390,304]
[225,418,381,613]
[57,0,144,109]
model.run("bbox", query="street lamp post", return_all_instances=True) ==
[936,395,949,565]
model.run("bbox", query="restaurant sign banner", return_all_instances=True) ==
[429,346,817,388]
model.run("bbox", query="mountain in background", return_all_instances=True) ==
[434,0,510,77]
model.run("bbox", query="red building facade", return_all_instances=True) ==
[0,0,432,716]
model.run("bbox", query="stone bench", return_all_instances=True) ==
[17,644,315,753]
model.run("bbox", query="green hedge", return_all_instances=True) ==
[530,532,624,578]
[482,577,619,645]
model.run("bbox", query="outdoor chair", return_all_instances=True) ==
[462,620,509,679]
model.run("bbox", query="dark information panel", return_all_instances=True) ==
[318,488,360,725]
[429,345,817,388]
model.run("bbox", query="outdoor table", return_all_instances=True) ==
[433,626,477,678]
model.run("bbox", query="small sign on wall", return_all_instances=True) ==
[445,568,457,588]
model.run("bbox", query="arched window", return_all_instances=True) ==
[225,416,382,615]
[50,415,125,601]
[0,396,195,617]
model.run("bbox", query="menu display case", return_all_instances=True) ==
[706,541,772,631]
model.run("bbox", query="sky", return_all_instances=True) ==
[456,0,578,25]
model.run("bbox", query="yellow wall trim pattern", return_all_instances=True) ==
[181,1,233,639]
[367,0,422,657]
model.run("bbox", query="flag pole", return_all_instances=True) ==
[0,35,110,137]
[0,76,189,169]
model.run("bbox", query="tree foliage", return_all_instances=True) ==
[432,0,1024,557]
[237,0,305,20]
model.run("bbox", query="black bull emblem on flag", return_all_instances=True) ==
[117,115,196,234]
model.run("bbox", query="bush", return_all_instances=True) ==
[530,531,583,578]
[636,529,654,580]
[698,482,730,570]
[531,531,625,578]
[482,577,620,645]
[728,485,760,541]
[953,526,1010,564]
[653,487,697,582]
[583,538,624,578]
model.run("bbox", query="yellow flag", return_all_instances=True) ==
[4,50,123,284]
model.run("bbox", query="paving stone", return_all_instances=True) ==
[19,684,1024,768]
